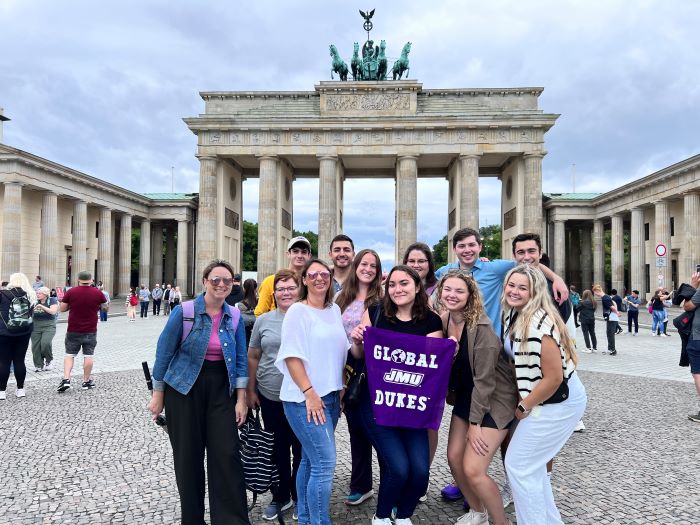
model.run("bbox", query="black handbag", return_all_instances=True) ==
[542,375,569,405]
[344,361,365,408]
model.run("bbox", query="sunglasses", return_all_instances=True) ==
[306,271,331,281]
[208,277,234,287]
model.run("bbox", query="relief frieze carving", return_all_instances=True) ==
[326,93,411,112]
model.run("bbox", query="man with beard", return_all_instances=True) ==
[329,234,355,293]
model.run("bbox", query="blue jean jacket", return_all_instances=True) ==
[152,293,248,396]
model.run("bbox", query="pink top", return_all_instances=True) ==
[204,311,224,361]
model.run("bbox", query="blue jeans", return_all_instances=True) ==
[283,391,340,525]
[357,395,429,519]
[651,310,665,334]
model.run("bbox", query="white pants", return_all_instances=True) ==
[505,372,587,525]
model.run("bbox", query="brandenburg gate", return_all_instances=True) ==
[185,80,558,277]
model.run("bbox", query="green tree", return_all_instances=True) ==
[242,220,258,271]
[432,235,448,268]
[479,224,502,260]
[293,228,319,257]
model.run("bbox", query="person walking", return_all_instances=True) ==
[247,269,302,521]
[275,258,349,525]
[335,249,384,507]
[152,284,163,315]
[148,259,250,525]
[569,285,581,327]
[0,273,36,400]
[170,286,182,309]
[624,290,641,335]
[126,288,138,322]
[98,284,110,322]
[578,290,598,352]
[649,288,669,336]
[163,284,172,315]
[138,284,151,318]
[349,266,444,525]
[31,286,58,371]
[502,264,586,525]
[593,285,618,355]
[57,271,107,392]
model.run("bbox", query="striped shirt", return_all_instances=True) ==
[503,308,575,401]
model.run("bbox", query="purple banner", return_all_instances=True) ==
[364,326,455,430]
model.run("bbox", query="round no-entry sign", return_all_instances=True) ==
[655,243,667,257]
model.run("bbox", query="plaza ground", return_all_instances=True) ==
[1,312,697,524]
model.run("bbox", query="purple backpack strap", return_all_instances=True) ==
[181,300,196,344]
[180,300,241,344]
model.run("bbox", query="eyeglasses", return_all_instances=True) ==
[407,259,429,265]
[208,277,234,287]
[275,286,299,294]
[306,271,331,281]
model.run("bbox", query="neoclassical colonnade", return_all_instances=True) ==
[186,80,558,278]
[545,155,700,298]
[0,145,196,295]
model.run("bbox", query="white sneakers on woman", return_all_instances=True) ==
[371,516,392,525]
[395,519,414,525]
[16,388,25,398]
[0,391,6,400]
[455,509,489,525]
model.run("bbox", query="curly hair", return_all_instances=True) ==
[435,270,485,330]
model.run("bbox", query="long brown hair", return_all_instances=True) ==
[435,270,485,330]
[335,249,383,313]
[382,265,429,322]
[581,289,596,308]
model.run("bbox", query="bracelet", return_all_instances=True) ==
[302,386,313,393]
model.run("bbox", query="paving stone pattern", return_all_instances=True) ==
[2,313,698,524]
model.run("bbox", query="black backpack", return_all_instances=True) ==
[239,409,284,523]
[0,289,34,332]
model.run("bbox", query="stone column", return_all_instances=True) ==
[72,200,88,286]
[196,156,219,280]
[177,220,189,293]
[593,220,605,286]
[395,156,418,262]
[523,153,545,235]
[459,154,480,229]
[118,214,132,296]
[568,228,581,288]
[553,220,566,277]
[654,200,671,289]
[97,207,112,292]
[682,192,700,281]
[151,224,163,284]
[630,207,646,297]
[1,182,22,277]
[39,192,58,287]
[318,155,338,259]
[139,219,151,286]
[164,226,176,285]
[611,213,624,293]
[580,225,593,291]
[257,156,280,279]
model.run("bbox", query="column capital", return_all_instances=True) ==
[3,180,24,187]
[121,211,132,218]
[316,154,338,162]
[524,151,547,159]
[397,155,419,161]
[42,190,58,196]
[256,154,279,161]
[458,153,482,160]
[196,154,218,161]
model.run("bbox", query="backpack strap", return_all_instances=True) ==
[181,300,196,344]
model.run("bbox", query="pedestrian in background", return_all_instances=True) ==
[170,286,182,308]
[31,286,58,371]
[624,290,641,335]
[152,284,163,316]
[163,284,172,315]
[649,288,670,336]
[126,288,137,322]
[98,284,110,322]
[139,284,150,318]
[148,259,250,525]
[593,284,618,356]
[578,290,598,352]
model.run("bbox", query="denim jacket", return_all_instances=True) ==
[152,293,248,396]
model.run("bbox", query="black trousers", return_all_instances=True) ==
[0,333,31,390]
[153,299,162,315]
[606,320,617,352]
[259,391,301,504]
[165,361,250,525]
[580,320,597,350]
[627,310,639,333]
[344,402,374,494]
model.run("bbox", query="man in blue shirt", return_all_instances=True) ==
[624,290,641,335]
[435,228,568,335]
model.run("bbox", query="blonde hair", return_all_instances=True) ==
[8,272,37,303]
[500,264,577,367]
[591,284,603,294]
[435,270,485,330]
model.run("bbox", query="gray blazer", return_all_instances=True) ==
[466,315,519,429]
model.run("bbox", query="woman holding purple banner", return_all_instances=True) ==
[501,264,586,525]
[350,265,444,525]
[335,249,384,507]
[436,270,517,525]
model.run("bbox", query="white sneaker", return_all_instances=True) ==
[581,348,593,354]
[574,420,586,432]
[455,510,489,525]
[16,388,25,398]
[43,361,53,371]
[395,519,414,525]
[372,516,393,525]
[500,482,513,508]
[0,391,6,400]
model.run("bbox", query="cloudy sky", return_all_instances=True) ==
[2,0,699,266]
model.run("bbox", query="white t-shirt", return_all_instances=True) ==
[275,302,350,403]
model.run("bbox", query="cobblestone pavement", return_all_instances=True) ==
[2,313,698,524]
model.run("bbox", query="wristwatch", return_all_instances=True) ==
[517,402,531,416]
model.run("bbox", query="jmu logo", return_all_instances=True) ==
[383,368,424,387]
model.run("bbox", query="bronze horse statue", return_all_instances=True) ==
[329,44,349,81]
[351,42,363,80]
[377,40,387,80]
[392,41,411,80]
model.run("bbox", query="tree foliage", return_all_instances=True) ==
[241,221,320,271]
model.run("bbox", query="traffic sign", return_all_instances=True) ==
[655,256,667,268]
[655,243,667,257]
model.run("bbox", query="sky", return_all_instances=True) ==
[2,0,699,267]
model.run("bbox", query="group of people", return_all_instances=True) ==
[126,283,182,321]
[148,229,587,525]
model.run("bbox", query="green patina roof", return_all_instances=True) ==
[142,192,197,200]
[544,192,601,200]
